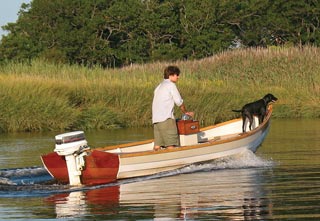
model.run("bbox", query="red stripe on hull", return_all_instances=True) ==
[81,150,119,185]
[41,152,69,183]
[41,150,119,185]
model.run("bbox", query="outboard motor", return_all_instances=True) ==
[54,131,90,185]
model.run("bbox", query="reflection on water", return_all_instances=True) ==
[46,170,272,220]
[46,186,120,218]
[119,169,272,220]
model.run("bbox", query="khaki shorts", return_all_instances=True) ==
[153,118,179,147]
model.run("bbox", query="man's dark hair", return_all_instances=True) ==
[164,65,180,79]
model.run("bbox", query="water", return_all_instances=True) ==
[0,119,319,220]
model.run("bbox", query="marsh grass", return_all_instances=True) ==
[0,46,319,132]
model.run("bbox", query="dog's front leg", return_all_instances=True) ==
[248,115,254,131]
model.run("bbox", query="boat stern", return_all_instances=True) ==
[41,131,120,186]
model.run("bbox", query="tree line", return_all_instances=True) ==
[0,0,319,68]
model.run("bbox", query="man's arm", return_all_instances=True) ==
[180,103,194,117]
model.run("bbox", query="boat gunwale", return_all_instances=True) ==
[94,105,273,158]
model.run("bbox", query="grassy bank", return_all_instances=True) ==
[0,46,319,132]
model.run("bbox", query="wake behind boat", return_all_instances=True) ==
[41,105,274,186]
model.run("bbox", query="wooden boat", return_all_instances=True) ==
[41,105,273,186]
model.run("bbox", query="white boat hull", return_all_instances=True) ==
[117,120,270,179]
[41,105,273,185]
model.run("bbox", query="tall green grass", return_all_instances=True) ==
[0,46,319,132]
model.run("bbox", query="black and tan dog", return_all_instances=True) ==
[232,94,278,132]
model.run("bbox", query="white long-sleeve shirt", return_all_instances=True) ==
[152,79,183,124]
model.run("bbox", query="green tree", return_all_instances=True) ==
[230,0,320,47]
[264,0,320,46]
[1,0,320,67]
[179,0,236,58]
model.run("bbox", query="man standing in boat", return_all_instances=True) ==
[152,65,194,151]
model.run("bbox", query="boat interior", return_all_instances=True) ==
[96,115,263,155]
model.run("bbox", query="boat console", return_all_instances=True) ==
[177,120,199,146]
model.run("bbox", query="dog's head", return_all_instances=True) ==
[263,93,278,104]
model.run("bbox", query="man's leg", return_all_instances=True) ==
[163,119,179,148]
[153,123,164,151]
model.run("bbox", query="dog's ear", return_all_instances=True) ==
[263,94,271,100]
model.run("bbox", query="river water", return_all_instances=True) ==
[0,119,319,220]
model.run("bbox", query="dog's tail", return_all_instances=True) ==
[232,109,242,113]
